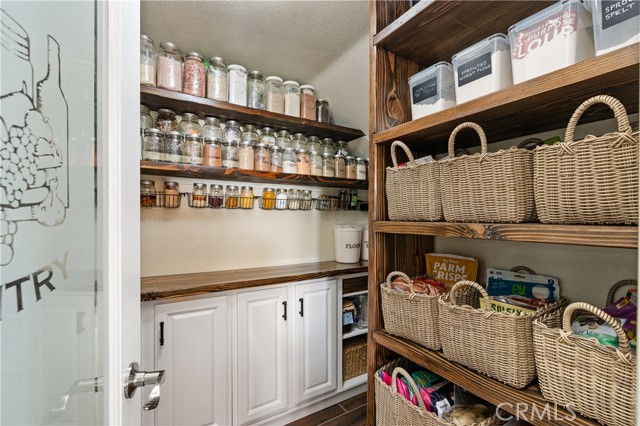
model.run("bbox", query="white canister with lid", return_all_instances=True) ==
[334,225,363,263]
[283,80,300,117]
[227,64,247,106]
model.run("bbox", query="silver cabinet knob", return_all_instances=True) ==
[124,362,165,411]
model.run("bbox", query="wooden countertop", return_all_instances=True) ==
[141,260,369,301]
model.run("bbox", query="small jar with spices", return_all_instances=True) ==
[338,190,350,210]
[261,187,276,210]
[316,99,330,123]
[202,116,222,140]
[157,41,182,92]
[163,131,183,163]
[265,76,284,114]
[306,135,320,153]
[163,181,180,208]
[259,127,276,146]
[335,140,349,157]
[283,80,300,117]
[356,157,367,181]
[334,153,346,178]
[239,186,255,209]
[208,184,224,208]
[247,71,265,110]
[225,185,240,209]
[223,120,242,144]
[183,134,203,165]
[155,108,177,133]
[183,52,206,97]
[191,183,208,208]
[300,190,313,210]
[345,156,357,179]
[238,140,255,170]
[203,137,222,167]
[321,138,335,156]
[227,64,248,106]
[322,153,335,177]
[299,85,316,120]
[140,35,156,87]
[241,124,260,144]
[222,140,239,168]
[291,133,307,151]
[142,128,163,162]
[140,180,156,207]
[275,188,288,210]
[178,112,202,136]
[282,147,297,174]
[287,189,300,210]
[270,146,283,173]
[310,148,323,176]
[296,148,310,175]
[275,129,292,149]
[254,143,271,172]
[140,104,153,132]
[207,56,228,102]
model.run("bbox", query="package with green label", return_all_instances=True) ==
[486,268,560,308]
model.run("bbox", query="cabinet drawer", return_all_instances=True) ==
[343,275,368,294]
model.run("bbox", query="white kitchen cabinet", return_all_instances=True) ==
[293,280,337,405]
[154,296,230,426]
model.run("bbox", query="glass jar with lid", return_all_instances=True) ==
[309,143,323,176]
[247,71,265,110]
[283,81,300,117]
[300,190,313,210]
[291,133,307,151]
[265,76,284,114]
[346,156,357,179]
[142,128,163,162]
[178,112,201,136]
[140,104,153,131]
[163,131,183,163]
[254,143,271,172]
[299,85,316,120]
[222,141,239,168]
[287,189,300,210]
[140,180,156,207]
[322,153,335,177]
[183,52,206,97]
[223,120,242,143]
[207,56,228,102]
[261,187,276,210]
[225,185,239,209]
[203,137,222,167]
[296,149,310,175]
[239,186,255,209]
[163,181,180,208]
[183,134,203,165]
[334,153,346,178]
[306,135,320,153]
[335,140,349,157]
[241,124,260,144]
[282,147,297,174]
[140,35,156,87]
[338,190,349,210]
[157,41,182,92]
[270,146,283,173]
[321,137,335,155]
[275,188,288,210]
[191,183,208,207]
[202,116,222,140]
[155,108,177,133]
[227,64,247,106]
[275,129,291,149]
[209,184,224,208]
[356,157,368,180]
[316,99,330,123]
[238,141,254,170]
[260,127,276,146]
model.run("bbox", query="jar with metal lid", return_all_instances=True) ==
[163,131,183,163]
[222,141,239,168]
[202,116,222,140]
[335,140,349,157]
[310,149,323,176]
[140,104,153,131]
[183,134,203,165]
[261,187,276,210]
[338,190,349,210]
[208,184,224,208]
[275,188,288,210]
[260,127,276,146]
[203,137,222,167]
[178,112,201,136]
[291,133,307,151]
[142,128,163,162]
[334,153,346,178]
[321,138,335,156]
[247,71,265,110]
[140,35,156,87]
[316,99,330,123]
[346,156,357,179]
[239,186,255,209]
[140,180,156,207]
[306,135,320,153]
[356,157,367,181]
[223,120,242,143]
[300,190,313,210]
[296,149,310,175]
[157,41,182,92]
[238,141,254,170]
[163,181,180,208]
[322,153,334,177]
[225,185,239,209]
[191,183,208,208]
[265,76,284,114]
[156,108,177,133]
[283,81,300,117]
[227,64,247,106]
[254,143,271,172]
[207,56,228,102]
[287,189,300,210]
[183,52,205,97]
[299,85,316,120]
[270,146,283,173]
[241,124,259,144]
[282,147,297,174]
[275,129,291,149]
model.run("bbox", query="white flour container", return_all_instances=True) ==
[591,0,640,55]
[361,224,369,261]
[334,225,363,263]
[408,62,456,120]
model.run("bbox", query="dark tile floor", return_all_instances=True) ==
[285,392,367,426]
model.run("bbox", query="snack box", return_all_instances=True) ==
[426,253,478,289]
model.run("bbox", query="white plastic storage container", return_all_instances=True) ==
[591,0,640,55]
[508,0,595,84]
[451,33,513,104]
[408,61,456,120]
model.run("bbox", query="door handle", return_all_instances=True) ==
[282,301,287,321]
[124,362,165,411]
[299,298,304,317]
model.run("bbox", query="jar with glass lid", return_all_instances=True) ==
[163,131,183,163]
[225,185,239,209]
[287,189,300,210]
[140,104,153,131]
[203,137,222,167]
[275,188,288,210]
[254,143,271,172]
[334,153,346,178]
[247,71,265,110]
[178,112,201,136]
[282,147,297,174]
[316,99,330,123]
[207,56,228,102]
[142,128,162,162]
[209,184,224,208]
[155,108,177,133]
[346,156,357,179]
[270,146,283,173]
[300,190,313,210]
[283,81,300,117]
[191,183,207,207]
[275,129,291,149]
[335,140,349,157]
[239,186,255,209]
[238,140,254,170]
[261,187,276,210]
[296,148,310,175]
[260,127,276,146]
[163,181,180,208]
[291,133,307,151]
[227,64,247,106]
[140,180,156,207]
[321,138,335,156]
[223,120,242,143]
[202,116,222,140]
[299,85,316,120]
[157,41,182,92]
[309,142,323,176]
[183,134,203,165]
[183,52,206,97]
[140,35,156,87]
[322,153,334,177]
[356,157,367,180]
[265,76,284,113]
[222,141,239,168]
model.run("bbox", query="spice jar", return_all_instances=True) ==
[346,156,357,179]
[275,130,292,149]
[321,138,335,155]
[287,189,300,210]
[275,188,288,210]
[207,56,228,102]
[282,147,297,174]
[156,108,177,133]
[247,71,265,110]
[299,85,316,120]
[316,99,330,123]
[335,140,349,157]
[260,127,276,146]
[225,185,239,209]
[241,124,259,144]
[140,104,153,131]
[283,81,300,117]
[239,186,255,209]
[203,137,222,167]
[227,64,247,106]
[208,184,224,208]
[265,76,284,114]
[163,181,180,208]
[254,143,271,172]
[322,153,335,177]
[140,35,156,87]
[310,147,323,176]
[270,146,283,173]
[183,52,206,97]
[338,190,349,210]
[183,134,203,165]
[356,157,367,181]
[222,141,239,168]
[178,112,202,136]
[292,133,307,151]
[261,187,276,210]
[191,183,207,207]
[238,141,254,170]
[334,153,346,178]
[202,116,222,140]
[223,120,242,143]
[163,131,183,163]
[157,41,182,92]
[296,149,310,175]
[140,180,156,207]
[300,190,313,210]
[307,135,320,152]
[142,128,163,162]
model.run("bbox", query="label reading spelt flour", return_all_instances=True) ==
[512,10,579,59]
[602,0,639,30]
[457,51,492,87]
[412,76,438,104]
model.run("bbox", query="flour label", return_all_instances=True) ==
[412,76,438,104]
[601,0,639,30]
[457,51,492,87]
[512,10,579,59]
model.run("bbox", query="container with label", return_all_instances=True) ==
[222,141,239,168]
[356,157,367,181]
[309,141,323,176]
[282,147,297,174]
[178,112,202,136]
[203,137,222,167]
[163,131,183,163]
[157,41,182,92]
[592,0,640,55]
[247,71,265,110]
[183,52,206,97]
[296,149,311,175]
[334,225,363,263]
[142,128,163,162]
[452,34,513,104]
[408,61,456,120]
[227,64,248,106]
[299,85,316,120]
[283,80,300,117]
[265,76,284,113]
[321,138,335,156]
[254,143,271,172]
[270,146,283,173]
[508,0,595,84]
[183,134,203,165]
[334,153,346,178]
[140,35,156,87]
[322,153,335,177]
[207,56,228,102]
[346,156,357,179]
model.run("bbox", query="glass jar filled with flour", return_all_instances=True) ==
[140,35,156,87]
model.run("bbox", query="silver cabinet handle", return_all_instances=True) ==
[124,362,165,411]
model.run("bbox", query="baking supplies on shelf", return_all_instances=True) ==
[408,62,456,120]
[592,0,640,55]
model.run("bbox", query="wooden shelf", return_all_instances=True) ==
[140,160,368,190]
[141,86,365,142]
[373,1,554,66]
[372,331,601,426]
[372,45,639,150]
[373,221,638,249]
[343,327,368,340]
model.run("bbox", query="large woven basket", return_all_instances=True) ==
[533,302,637,426]
[439,122,536,223]
[375,358,499,426]
[606,279,637,305]
[438,280,566,389]
[385,141,443,221]
[533,95,639,224]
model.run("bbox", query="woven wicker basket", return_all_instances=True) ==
[438,280,566,389]
[533,95,639,224]
[385,141,443,221]
[533,302,637,426]
[439,122,536,223]
[343,335,367,381]
[606,279,637,305]
[375,358,499,426]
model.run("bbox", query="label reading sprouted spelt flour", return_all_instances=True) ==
[457,51,492,87]
[512,10,579,59]
[412,76,438,104]
[601,0,639,30]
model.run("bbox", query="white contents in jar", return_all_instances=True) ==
[157,55,182,91]
[454,49,512,104]
[207,69,228,101]
[141,64,156,86]
[228,65,247,106]
[283,159,297,174]
[411,98,456,118]
[284,81,300,117]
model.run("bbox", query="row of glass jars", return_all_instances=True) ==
[141,35,331,122]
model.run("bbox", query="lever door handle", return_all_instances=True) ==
[124,362,166,411]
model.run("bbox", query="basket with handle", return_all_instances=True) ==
[385,141,442,221]
[533,302,637,426]
[533,95,638,224]
[439,122,536,223]
[438,280,566,388]
[606,279,637,306]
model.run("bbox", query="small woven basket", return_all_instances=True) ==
[533,302,637,426]
[385,141,443,221]
[438,280,566,389]
[439,122,536,223]
[533,95,639,224]
[606,279,637,305]
[343,335,367,381]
